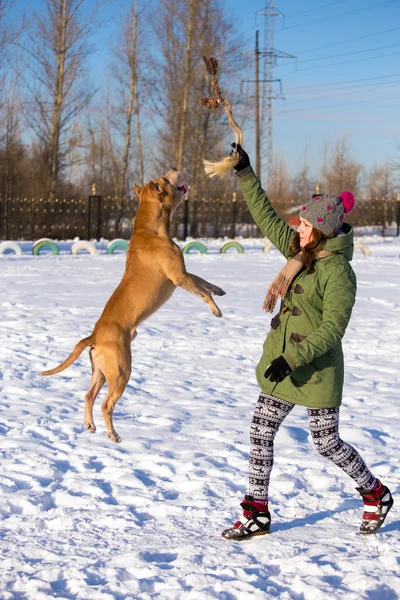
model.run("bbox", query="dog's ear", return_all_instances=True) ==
[133,184,142,200]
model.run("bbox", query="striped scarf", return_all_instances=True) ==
[263,250,333,312]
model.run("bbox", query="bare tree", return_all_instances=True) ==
[109,0,149,197]
[0,1,21,96]
[152,0,242,165]
[175,0,196,172]
[287,165,315,214]
[23,0,102,200]
[365,164,395,198]
[266,154,293,220]
[0,73,23,198]
[150,0,245,235]
[0,75,23,237]
[321,137,363,195]
[82,96,124,198]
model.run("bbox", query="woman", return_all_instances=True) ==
[222,144,393,540]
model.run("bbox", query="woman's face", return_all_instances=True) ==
[297,217,314,248]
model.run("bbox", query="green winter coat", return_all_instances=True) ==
[238,169,357,408]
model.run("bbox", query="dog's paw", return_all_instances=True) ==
[108,431,122,443]
[212,308,222,318]
[84,422,96,433]
[207,284,226,296]
[213,287,226,296]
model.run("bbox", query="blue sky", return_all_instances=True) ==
[227,0,400,179]
[10,0,400,180]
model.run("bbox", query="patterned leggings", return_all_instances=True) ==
[249,392,376,501]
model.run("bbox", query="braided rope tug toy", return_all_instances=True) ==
[199,56,243,178]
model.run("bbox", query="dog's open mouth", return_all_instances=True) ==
[177,184,189,195]
[164,170,188,196]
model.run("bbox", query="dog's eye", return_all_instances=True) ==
[150,181,160,192]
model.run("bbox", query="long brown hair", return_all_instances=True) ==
[289,228,329,270]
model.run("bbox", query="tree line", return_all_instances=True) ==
[0,0,398,234]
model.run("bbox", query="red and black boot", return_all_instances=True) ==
[221,495,271,541]
[357,480,393,535]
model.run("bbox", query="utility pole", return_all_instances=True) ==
[255,2,295,181]
[255,30,261,178]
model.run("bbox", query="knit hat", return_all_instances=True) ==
[299,191,354,238]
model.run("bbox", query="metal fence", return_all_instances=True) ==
[1,193,399,240]
[0,195,139,241]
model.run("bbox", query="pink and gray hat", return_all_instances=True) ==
[299,191,354,238]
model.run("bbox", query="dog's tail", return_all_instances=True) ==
[40,335,94,376]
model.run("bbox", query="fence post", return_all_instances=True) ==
[231,192,237,238]
[88,184,102,241]
[97,194,102,240]
[397,193,400,237]
[312,184,321,199]
[183,190,189,240]
[31,198,35,239]
[2,196,9,239]
[87,195,91,240]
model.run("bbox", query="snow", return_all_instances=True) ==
[0,238,399,599]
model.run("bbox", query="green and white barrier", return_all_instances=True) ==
[354,242,371,256]
[220,241,244,254]
[182,242,208,254]
[107,239,129,254]
[32,239,60,255]
[0,241,23,256]
[71,241,97,255]
[0,238,372,258]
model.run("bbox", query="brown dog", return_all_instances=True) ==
[41,169,225,443]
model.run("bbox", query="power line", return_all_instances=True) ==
[299,42,400,63]
[292,49,400,71]
[282,0,400,31]
[285,0,348,20]
[283,81,400,104]
[285,72,400,92]
[297,26,400,55]
[280,92,400,113]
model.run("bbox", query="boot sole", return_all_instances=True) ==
[360,496,394,535]
[221,528,270,541]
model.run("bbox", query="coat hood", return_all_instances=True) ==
[324,222,354,261]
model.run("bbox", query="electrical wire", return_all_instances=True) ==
[279,92,400,113]
[285,0,349,20]
[283,81,400,104]
[282,0,400,31]
[297,26,400,55]
[284,73,400,92]
[299,42,400,63]
[292,49,400,71]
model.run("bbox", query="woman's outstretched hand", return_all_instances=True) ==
[231,143,251,172]
[264,356,292,383]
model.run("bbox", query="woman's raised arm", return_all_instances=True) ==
[234,145,294,258]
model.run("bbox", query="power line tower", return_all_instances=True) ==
[256,1,295,181]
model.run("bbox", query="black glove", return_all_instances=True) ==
[264,356,292,383]
[231,143,251,172]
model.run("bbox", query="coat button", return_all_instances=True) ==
[294,284,304,294]
[292,306,302,316]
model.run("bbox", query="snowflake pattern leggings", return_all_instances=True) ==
[249,392,376,501]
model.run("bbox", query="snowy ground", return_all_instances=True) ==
[0,237,399,599]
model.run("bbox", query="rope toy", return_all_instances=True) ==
[199,56,243,178]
